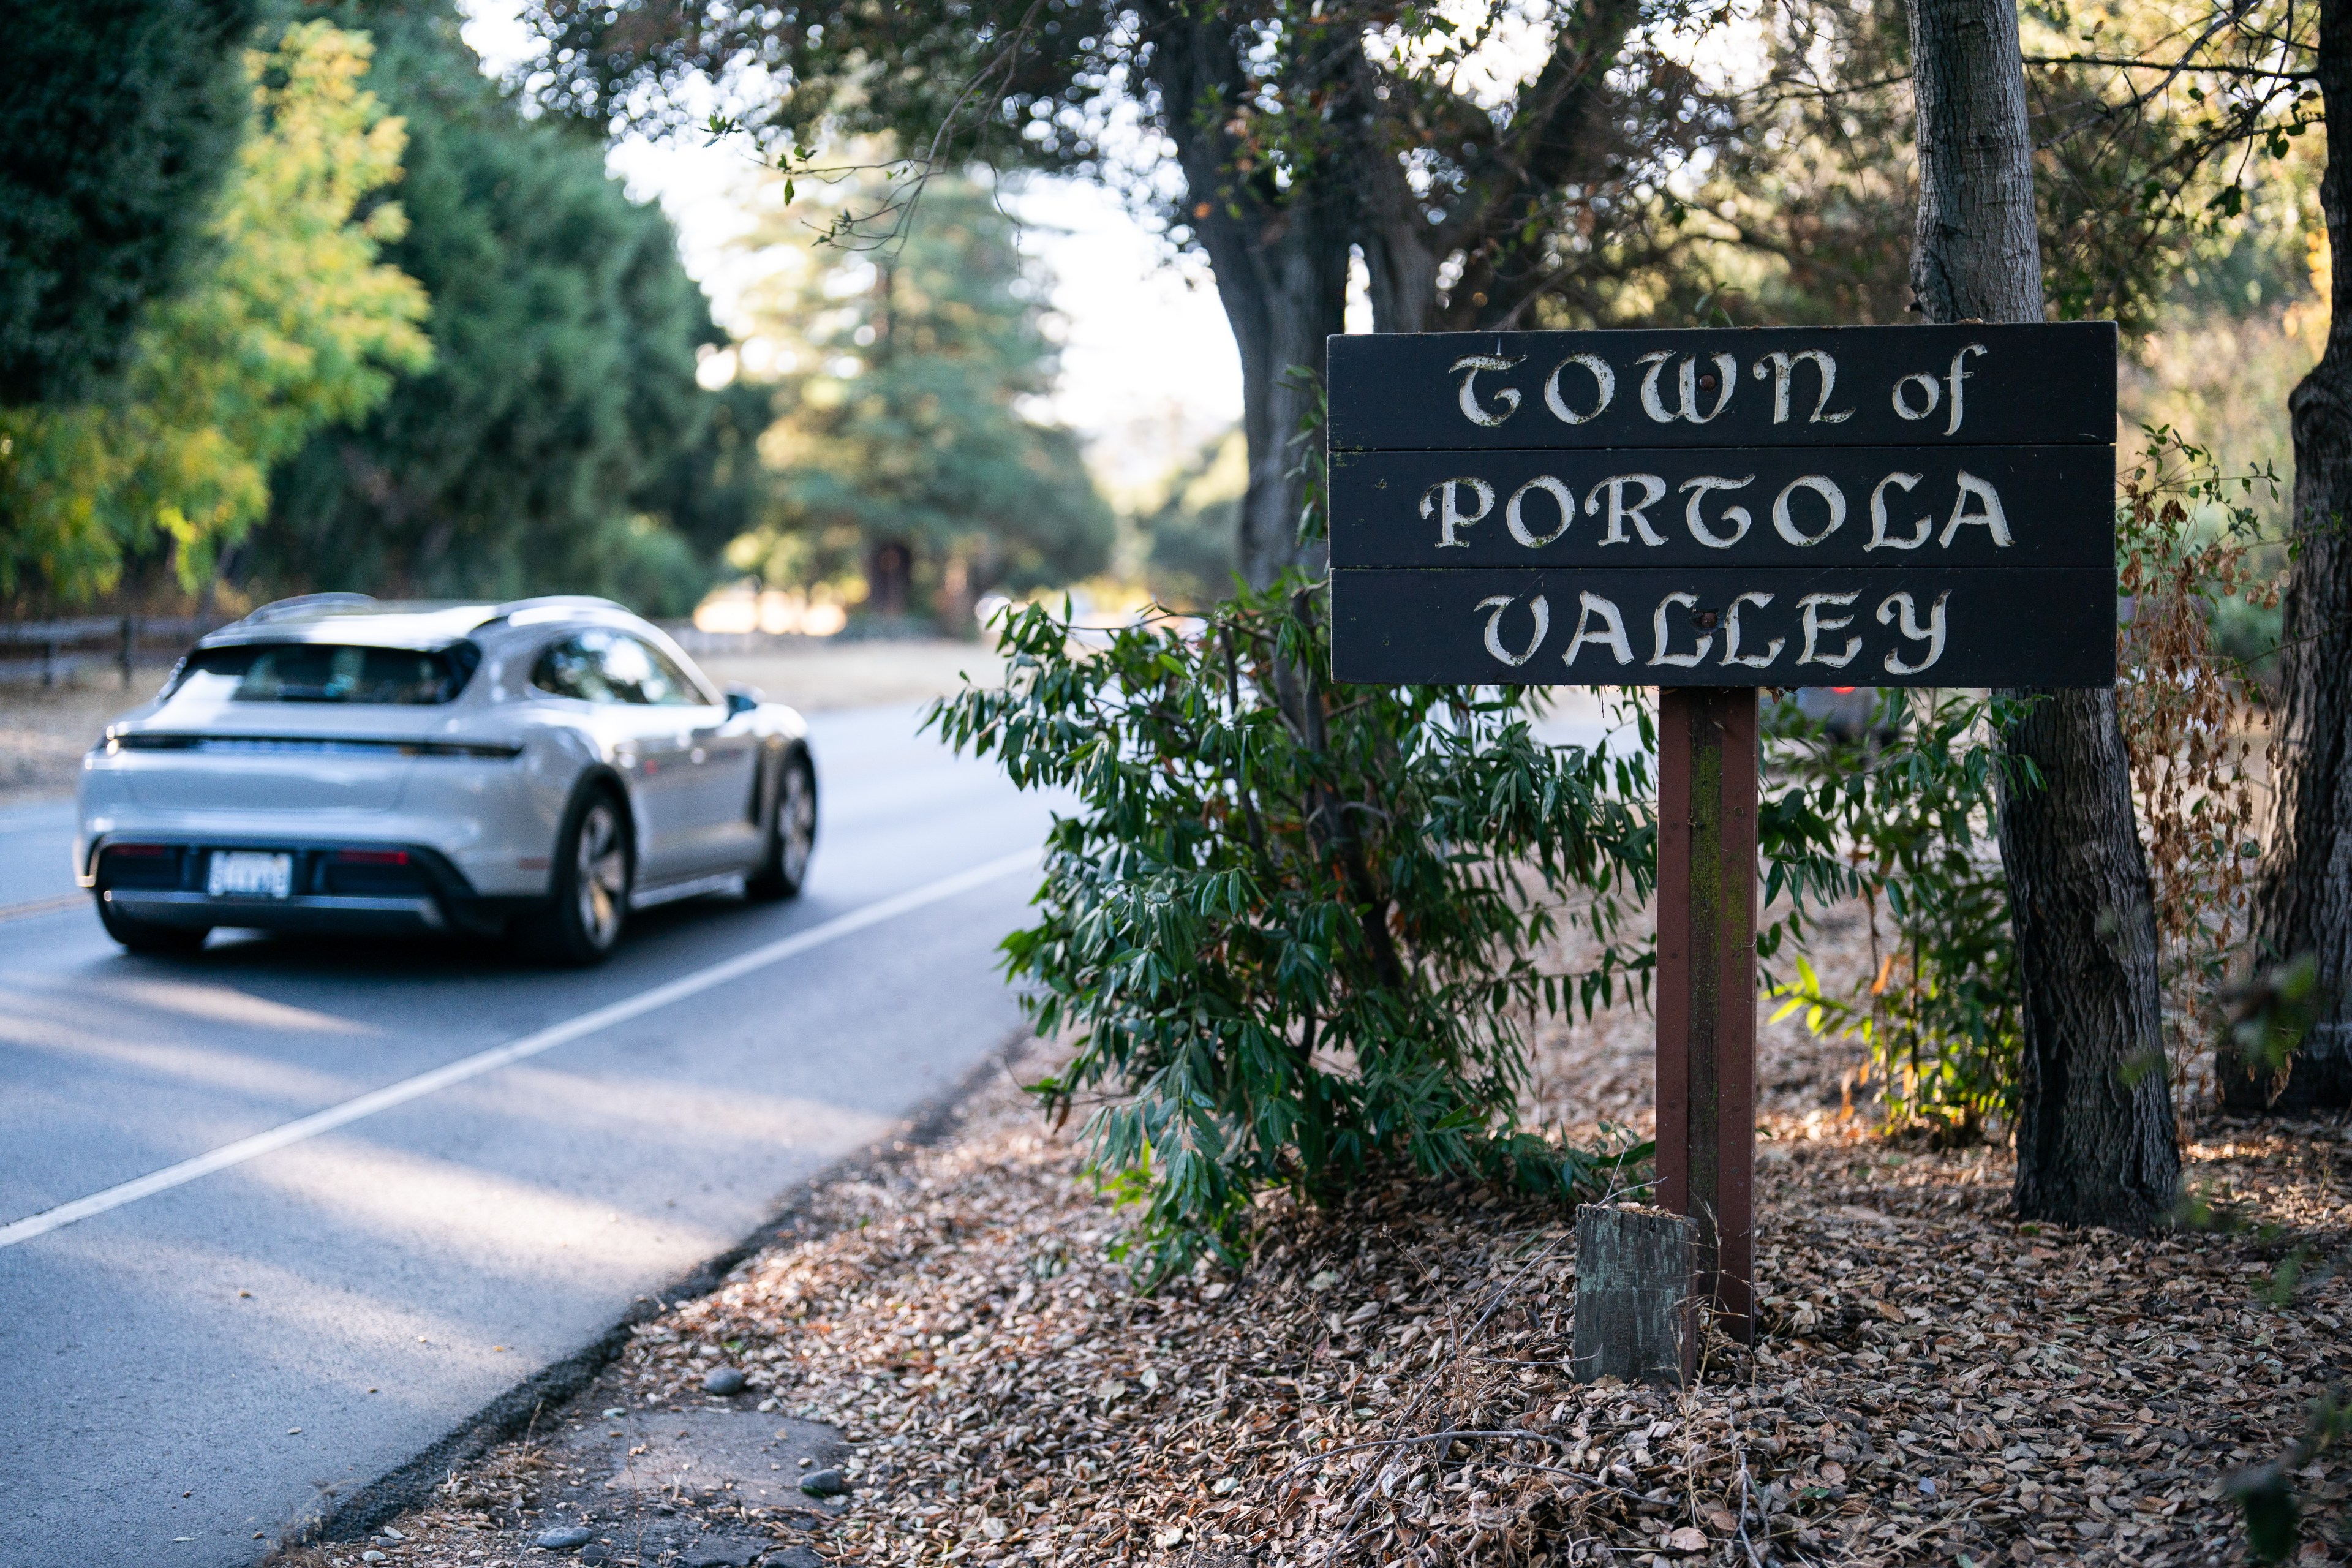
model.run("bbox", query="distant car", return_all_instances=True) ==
[76,594,816,964]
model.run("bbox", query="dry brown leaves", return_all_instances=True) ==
[290,906,2352,1568]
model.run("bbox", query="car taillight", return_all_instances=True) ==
[331,849,411,865]
[104,843,173,858]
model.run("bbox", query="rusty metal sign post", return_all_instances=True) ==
[1655,685,1758,1345]
[1325,323,2117,1359]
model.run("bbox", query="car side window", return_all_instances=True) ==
[531,632,618,703]
[530,630,709,706]
[600,635,706,706]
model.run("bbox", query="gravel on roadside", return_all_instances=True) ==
[275,908,2351,1568]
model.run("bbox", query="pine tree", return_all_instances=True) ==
[731,172,1112,628]
[248,0,737,615]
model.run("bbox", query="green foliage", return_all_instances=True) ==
[247,0,731,616]
[729,170,1112,626]
[0,0,258,405]
[1763,692,2031,1137]
[0,19,432,601]
[925,584,1656,1278]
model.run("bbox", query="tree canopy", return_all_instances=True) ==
[243,0,739,617]
[0,0,260,407]
[726,169,1112,627]
[0,19,431,601]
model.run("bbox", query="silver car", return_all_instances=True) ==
[75,594,817,964]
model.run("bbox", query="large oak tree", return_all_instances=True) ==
[516,0,1703,587]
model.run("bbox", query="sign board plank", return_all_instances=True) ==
[1329,566,2116,688]
[1327,322,2117,451]
[1330,444,2112,570]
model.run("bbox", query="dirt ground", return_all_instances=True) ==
[0,640,1005,811]
[272,889,2351,1568]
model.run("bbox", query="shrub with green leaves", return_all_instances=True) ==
[1763,690,2032,1137]
[925,581,1657,1276]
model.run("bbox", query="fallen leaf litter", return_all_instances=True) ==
[275,901,2350,1568]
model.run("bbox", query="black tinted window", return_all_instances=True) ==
[532,630,706,706]
[171,642,478,704]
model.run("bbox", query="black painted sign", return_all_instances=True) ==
[1326,324,2117,688]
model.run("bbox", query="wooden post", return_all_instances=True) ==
[1654,685,1758,1345]
[1572,1204,1696,1386]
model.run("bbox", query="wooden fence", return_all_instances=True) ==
[0,614,221,688]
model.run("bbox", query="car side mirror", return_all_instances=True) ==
[725,687,760,718]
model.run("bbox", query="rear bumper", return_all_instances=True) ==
[88,837,542,937]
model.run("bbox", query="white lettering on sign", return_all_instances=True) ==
[1586,474,1668,545]
[1449,355,1524,427]
[1890,344,1986,435]
[1563,592,1635,666]
[1867,472,1929,550]
[1679,475,1756,548]
[1422,478,1496,548]
[1941,471,2013,546]
[1477,593,1549,665]
[1941,344,1985,436]
[1637,352,1738,423]
[1544,354,1615,424]
[1420,340,2029,439]
[1649,592,1712,667]
[1877,591,1950,673]
[1461,582,1983,677]
[1721,591,1783,668]
[1796,591,1862,666]
[1398,468,2013,557]
[1506,477,1577,547]
[1751,350,1853,424]
[1891,372,1940,422]
[1771,475,1847,546]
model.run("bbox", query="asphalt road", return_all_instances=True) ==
[0,703,1059,1566]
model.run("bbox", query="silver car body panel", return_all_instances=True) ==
[76,596,810,933]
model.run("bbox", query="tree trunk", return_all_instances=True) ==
[2238,0,2352,1112]
[1144,4,1354,591]
[1908,0,2179,1230]
[867,538,911,619]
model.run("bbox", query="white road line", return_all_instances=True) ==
[0,893,81,924]
[0,848,1038,1251]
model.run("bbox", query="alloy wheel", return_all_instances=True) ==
[576,800,628,947]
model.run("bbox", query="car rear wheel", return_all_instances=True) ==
[518,788,631,965]
[745,752,816,902]
[95,897,209,956]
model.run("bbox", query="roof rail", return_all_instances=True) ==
[497,595,628,615]
[241,592,379,625]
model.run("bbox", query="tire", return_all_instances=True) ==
[95,896,209,956]
[744,750,816,902]
[518,785,632,965]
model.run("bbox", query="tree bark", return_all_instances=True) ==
[2238,0,2352,1112]
[1909,0,2179,1230]
[1142,4,1355,590]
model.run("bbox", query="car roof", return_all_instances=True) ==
[198,595,647,650]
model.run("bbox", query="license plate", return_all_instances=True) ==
[207,851,292,899]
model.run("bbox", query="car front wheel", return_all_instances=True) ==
[95,896,209,956]
[519,788,632,965]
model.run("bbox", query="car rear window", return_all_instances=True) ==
[169,641,481,704]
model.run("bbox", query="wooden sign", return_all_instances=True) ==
[1327,323,2117,688]
[1324,323,2118,1361]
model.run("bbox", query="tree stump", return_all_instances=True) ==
[1571,1204,1695,1387]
